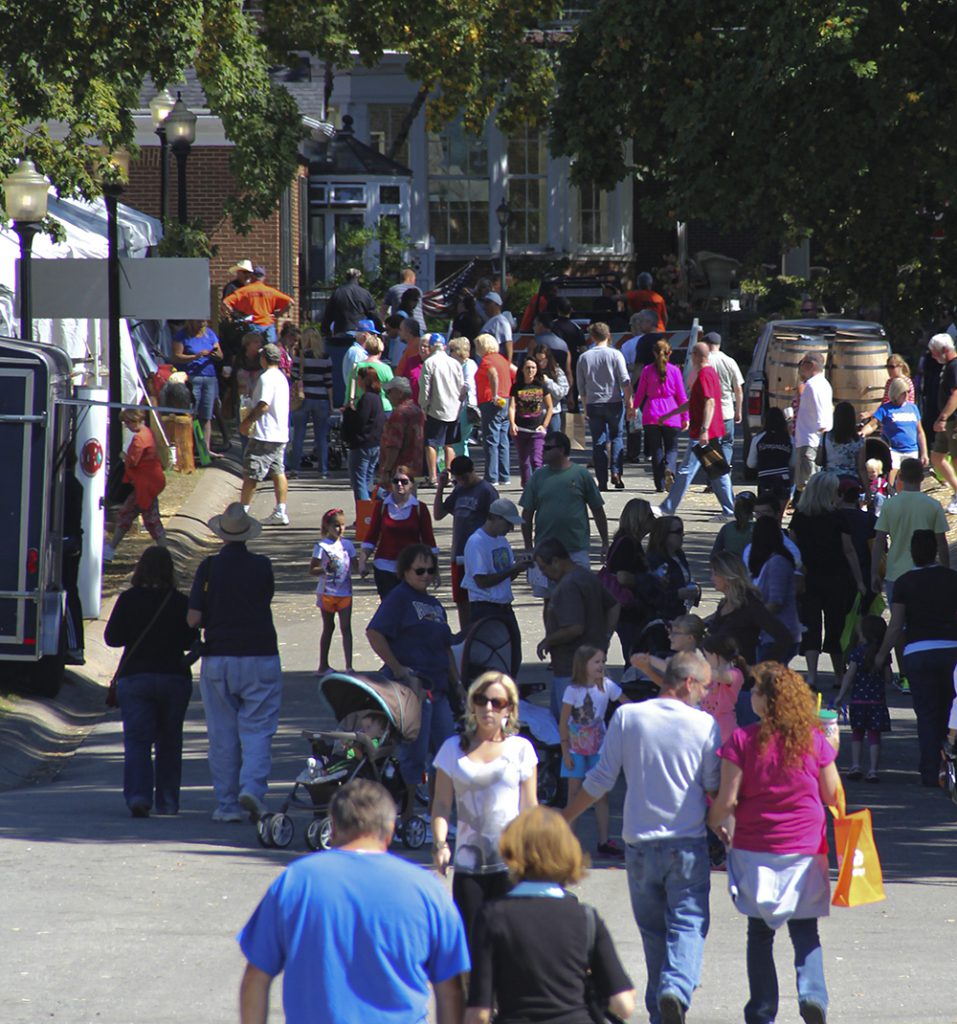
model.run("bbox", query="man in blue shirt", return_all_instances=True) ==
[239,780,469,1024]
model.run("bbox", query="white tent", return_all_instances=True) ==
[0,194,162,401]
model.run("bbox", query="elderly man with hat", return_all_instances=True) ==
[480,291,514,363]
[240,343,290,526]
[221,265,293,344]
[223,258,255,300]
[341,319,379,393]
[187,503,282,824]
[793,349,833,496]
[379,376,425,488]
[419,333,466,487]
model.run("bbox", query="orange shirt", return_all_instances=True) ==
[475,353,513,404]
[624,289,668,331]
[223,281,293,325]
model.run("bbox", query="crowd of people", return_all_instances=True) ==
[103,264,957,1024]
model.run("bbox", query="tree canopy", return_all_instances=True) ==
[550,0,957,334]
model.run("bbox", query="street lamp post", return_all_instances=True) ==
[495,198,512,299]
[149,88,175,223]
[2,158,52,341]
[165,92,197,225]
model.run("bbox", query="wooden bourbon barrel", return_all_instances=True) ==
[766,337,829,412]
[829,337,891,419]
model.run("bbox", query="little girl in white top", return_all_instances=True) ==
[310,509,356,674]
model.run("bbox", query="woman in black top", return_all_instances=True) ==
[605,497,658,659]
[788,471,866,690]
[467,806,634,1024]
[344,367,387,502]
[646,515,701,624]
[104,546,198,817]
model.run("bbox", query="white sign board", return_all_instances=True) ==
[28,258,210,319]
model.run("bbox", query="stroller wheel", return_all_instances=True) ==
[306,816,333,851]
[269,812,295,848]
[945,756,957,806]
[328,448,343,471]
[537,764,560,807]
[402,814,428,850]
[257,813,276,848]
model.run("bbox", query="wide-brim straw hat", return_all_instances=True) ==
[208,502,262,543]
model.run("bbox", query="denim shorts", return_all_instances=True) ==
[191,374,219,422]
[561,751,600,779]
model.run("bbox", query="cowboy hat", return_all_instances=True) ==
[229,259,255,274]
[208,502,262,543]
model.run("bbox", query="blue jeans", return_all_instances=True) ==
[587,401,625,488]
[289,398,331,472]
[190,374,219,423]
[625,836,711,1022]
[247,323,277,343]
[902,647,957,784]
[199,655,282,813]
[480,401,510,483]
[745,916,828,1024]
[348,445,380,501]
[721,416,735,469]
[117,672,192,813]
[660,440,735,515]
[398,693,456,785]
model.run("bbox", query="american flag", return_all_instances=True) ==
[422,260,476,318]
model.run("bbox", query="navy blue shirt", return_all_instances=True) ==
[368,582,452,693]
[189,543,279,657]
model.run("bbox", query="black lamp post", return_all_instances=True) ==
[149,88,175,223]
[495,198,512,298]
[100,148,129,475]
[2,158,51,341]
[165,92,197,225]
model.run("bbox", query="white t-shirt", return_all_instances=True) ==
[710,349,744,422]
[433,734,537,874]
[313,537,356,598]
[251,365,290,442]
[482,313,513,347]
[794,372,833,449]
[562,679,622,756]
[463,530,515,604]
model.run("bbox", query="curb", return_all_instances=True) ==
[0,461,241,793]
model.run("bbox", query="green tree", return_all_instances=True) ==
[550,0,957,337]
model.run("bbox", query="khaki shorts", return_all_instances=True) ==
[933,418,957,459]
[244,439,287,482]
[794,445,818,490]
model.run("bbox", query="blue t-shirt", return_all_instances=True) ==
[174,326,219,377]
[367,582,452,692]
[872,400,921,453]
[239,850,469,1024]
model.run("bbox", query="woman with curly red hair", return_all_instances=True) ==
[708,663,841,1024]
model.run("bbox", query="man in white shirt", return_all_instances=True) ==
[565,651,720,1024]
[419,333,466,486]
[239,344,291,525]
[793,350,833,494]
[480,292,514,362]
[576,322,634,491]
[703,332,744,469]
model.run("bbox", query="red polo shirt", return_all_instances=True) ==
[689,365,724,440]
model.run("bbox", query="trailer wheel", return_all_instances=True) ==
[29,655,65,699]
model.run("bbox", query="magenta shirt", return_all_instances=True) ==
[633,362,688,428]
[719,724,836,855]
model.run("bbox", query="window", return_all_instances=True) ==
[578,183,609,247]
[428,122,489,247]
[506,125,547,246]
[379,185,401,205]
[368,105,410,167]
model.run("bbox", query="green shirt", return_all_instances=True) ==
[520,462,603,554]
[875,489,948,581]
[349,360,394,412]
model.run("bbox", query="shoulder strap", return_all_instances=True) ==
[111,589,176,684]
[583,902,597,960]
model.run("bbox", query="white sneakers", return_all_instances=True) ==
[261,509,290,526]
[947,496,957,515]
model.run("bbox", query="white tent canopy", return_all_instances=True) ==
[0,193,162,402]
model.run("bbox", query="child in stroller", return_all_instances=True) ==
[256,672,429,851]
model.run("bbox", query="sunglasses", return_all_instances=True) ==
[392,477,412,485]
[411,566,438,576]
[472,694,510,711]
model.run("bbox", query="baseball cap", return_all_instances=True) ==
[427,332,447,348]
[253,265,266,279]
[703,331,722,345]
[489,498,523,526]
[383,376,411,394]
[349,318,380,337]
[261,343,282,364]
[484,292,503,306]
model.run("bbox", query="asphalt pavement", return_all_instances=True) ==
[1,441,956,1023]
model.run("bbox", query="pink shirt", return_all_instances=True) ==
[720,724,836,855]
[633,362,688,429]
[699,666,743,744]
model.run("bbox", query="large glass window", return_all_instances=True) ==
[506,125,547,246]
[578,182,609,247]
[428,122,489,247]
[368,104,409,167]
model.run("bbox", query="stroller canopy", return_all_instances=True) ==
[318,672,421,743]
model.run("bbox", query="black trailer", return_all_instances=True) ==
[0,337,74,696]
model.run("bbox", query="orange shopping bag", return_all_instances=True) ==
[354,499,380,544]
[828,782,886,908]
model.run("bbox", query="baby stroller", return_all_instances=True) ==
[256,671,429,851]
[326,411,349,471]
[457,614,564,806]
